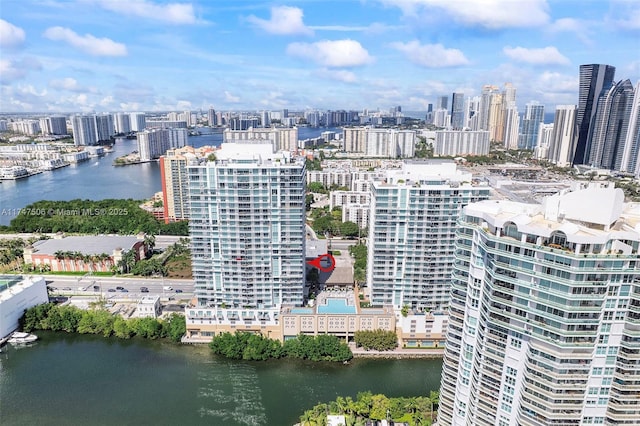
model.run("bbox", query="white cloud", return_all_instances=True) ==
[390,41,469,68]
[0,57,42,82]
[378,0,549,29]
[287,39,373,68]
[93,0,197,24]
[503,46,570,65]
[315,68,358,83]
[43,27,127,56]
[176,100,192,109]
[0,19,26,48]
[224,91,240,103]
[536,71,578,93]
[547,18,593,44]
[49,77,83,92]
[615,8,640,30]
[247,6,313,36]
[99,95,114,107]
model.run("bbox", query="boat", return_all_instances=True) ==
[7,332,38,345]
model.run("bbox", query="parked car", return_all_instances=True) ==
[116,286,125,290]
[163,286,173,291]
[107,288,116,292]
[175,289,183,293]
[120,289,129,293]
[93,285,100,291]
[140,287,149,293]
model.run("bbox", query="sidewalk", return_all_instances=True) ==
[349,343,444,359]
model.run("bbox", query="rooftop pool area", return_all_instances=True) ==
[317,298,356,314]
[290,308,314,314]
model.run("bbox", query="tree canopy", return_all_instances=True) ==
[8,199,188,235]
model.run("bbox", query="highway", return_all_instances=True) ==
[45,274,194,299]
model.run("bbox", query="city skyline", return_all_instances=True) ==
[1,0,639,113]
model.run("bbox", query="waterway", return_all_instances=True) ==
[0,127,341,226]
[0,332,443,426]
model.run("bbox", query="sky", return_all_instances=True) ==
[1,0,639,114]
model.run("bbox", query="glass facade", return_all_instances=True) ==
[188,145,306,310]
[439,190,640,426]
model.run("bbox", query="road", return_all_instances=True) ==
[43,274,194,299]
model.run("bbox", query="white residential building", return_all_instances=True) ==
[365,129,416,158]
[439,183,640,426]
[548,105,577,167]
[185,143,306,338]
[136,296,161,318]
[0,275,48,339]
[367,161,490,310]
[137,128,187,161]
[71,115,98,146]
[129,112,146,132]
[434,130,490,156]
[223,127,298,152]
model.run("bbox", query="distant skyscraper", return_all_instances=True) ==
[488,93,504,142]
[451,93,465,130]
[113,112,131,134]
[548,105,577,167]
[137,128,187,161]
[503,105,520,149]
[534,123,554,160]
[502,82,517,107]
[439,183,640,426]
[622,81,640,175]
[573,64,616,165]
[367,161,490,310]
[207,107,217,127]
[425,103,434,124]
[46,116,67,135]
[433,108,449,128]
[94,114,114,142]
[587,79,635,170]
[479,85,500,131]
[71,115,97,146]
[519,101,544,150]
[465,96,481,130]
[261,110,270,128]
[129,112,146,132]
[436,96,448,110]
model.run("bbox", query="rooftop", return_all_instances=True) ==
[30,235,141,256]
[0,275,46,303]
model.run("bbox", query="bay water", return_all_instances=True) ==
[0,332,443,426]
[0,127,341,226]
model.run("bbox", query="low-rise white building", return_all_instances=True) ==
[136,296,161,318]
[0,275,48,338]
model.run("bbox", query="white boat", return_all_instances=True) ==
[7,332,38,345]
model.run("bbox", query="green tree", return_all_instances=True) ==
[162,313,186,342]
[113,317,133,339]
[353,329,398,351]
[308,182,327,193]
[339,221,360,238]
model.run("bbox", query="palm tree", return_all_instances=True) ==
[428,390,439,423]
[54,250,66,272]
[143,234,156,257]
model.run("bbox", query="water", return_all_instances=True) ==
[0,332,443,426]
[0,127,343,226]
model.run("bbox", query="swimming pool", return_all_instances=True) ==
[317,298,356,314]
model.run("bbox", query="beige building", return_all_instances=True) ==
[397,312,448,348]
[160,145,216,223]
